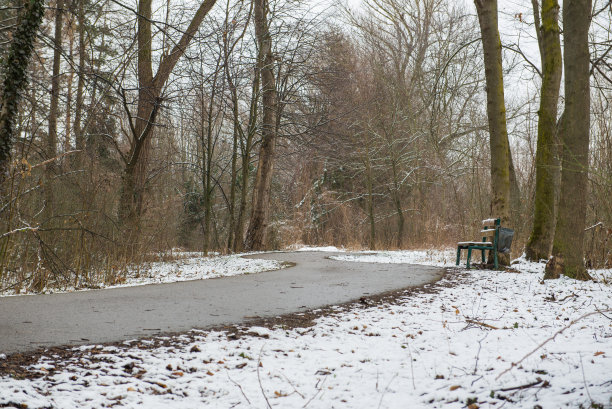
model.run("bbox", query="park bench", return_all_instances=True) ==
[456,217,513,270]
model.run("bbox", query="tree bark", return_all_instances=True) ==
[525,0,562,261]
[475,0,512,265]
[545,0,592,280]
[244,0,277,251]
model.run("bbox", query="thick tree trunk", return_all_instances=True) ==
[545,0,591,280]
[526,0,562,261]
[244,0,277,251]
[0,0,44,184]
[475,0,512,265]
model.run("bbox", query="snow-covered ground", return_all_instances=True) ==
[0,252,284,297]
[1,248,611,408]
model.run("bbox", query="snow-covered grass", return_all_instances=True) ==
[329,248,457,266]
[0,253,284,297]
[1,250,611,408]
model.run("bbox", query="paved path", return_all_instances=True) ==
[0,252,444,354]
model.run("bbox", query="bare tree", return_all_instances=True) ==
[545,0,592,280]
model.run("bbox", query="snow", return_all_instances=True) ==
[330,248,457,266]
[0,252,284,297]
[1,249,611,408]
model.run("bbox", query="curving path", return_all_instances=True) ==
[0,252,444,355]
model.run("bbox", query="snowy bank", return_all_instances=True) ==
[0,250,611,408]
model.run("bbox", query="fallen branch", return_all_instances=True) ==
[496,309,612,380]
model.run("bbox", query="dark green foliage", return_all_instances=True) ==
[0,0,45,181]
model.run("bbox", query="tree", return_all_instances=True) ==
[244,0,278,250]
[117,0,219,234]
[44,0,65,217]
[544,0,592,280]
[525,0,562,261]
[0,0,45,185]
[474,0,512,264]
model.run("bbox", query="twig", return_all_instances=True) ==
[303,376,327,408]
[585,222,604,231]
[496,309,612,380]
[280,371,305,399]
[257,345,272,409]
[406,341,416,390]
[473,333,489,374]
[497,379,543,392]
[377,374,397,409]
[558,293,578,302]
[466,319,499,330]
[227,372,252,405]
[580,353,593,403]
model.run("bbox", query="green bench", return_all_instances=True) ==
[456,218,501,269]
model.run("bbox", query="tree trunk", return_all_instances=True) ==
[475,0,512,265]
[525,0,562,261]
[74,0,86,155]
[244,0,277,251]
[226,72,239,251]
[0,0,44,184]
[545,0,591,280]
[45,0,64,217]
[232,74,259,252]
[364,148,376,250]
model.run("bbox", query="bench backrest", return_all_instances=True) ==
[481,218,501,248]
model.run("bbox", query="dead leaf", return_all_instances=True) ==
[449,385,461,391]
[206,370,214,376]
[594,351,605,356]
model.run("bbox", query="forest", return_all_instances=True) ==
[0,0,611,292]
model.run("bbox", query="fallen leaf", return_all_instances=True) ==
[594,351,605,356]
[449,385,461,391]
[206,370,214,376]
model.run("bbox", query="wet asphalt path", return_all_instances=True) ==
[0,252,444,354]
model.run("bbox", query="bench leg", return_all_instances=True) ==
[456,247,461,266]
[481,249,485,264]
[467,248,472,269]
[494,250,498,270]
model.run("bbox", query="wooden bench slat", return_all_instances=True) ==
[458,241,492,246]
[480,229,496,235]
[482,218,499,226]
